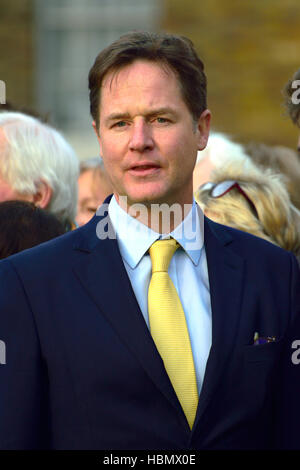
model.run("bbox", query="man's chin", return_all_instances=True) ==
[117,191,166,209]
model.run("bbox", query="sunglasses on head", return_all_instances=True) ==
[200,180,259,219]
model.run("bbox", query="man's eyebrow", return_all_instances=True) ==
[145,107,176,117]
[104,112,131,124]
[80,197,95,205]
[104,107,176,124]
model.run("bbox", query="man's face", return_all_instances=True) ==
[76,168,112,227]
[94,60,210,209]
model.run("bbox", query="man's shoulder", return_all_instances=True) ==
[204,216,295,263]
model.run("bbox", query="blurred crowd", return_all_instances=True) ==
[0,67,299,264]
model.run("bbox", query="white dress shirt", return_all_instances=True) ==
[108,196,212,394]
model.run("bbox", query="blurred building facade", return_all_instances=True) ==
[163,0,300,147]
[1,0,300,157]
[1,0,162,159]
[0,0,34,108]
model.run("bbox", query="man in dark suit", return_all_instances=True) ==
[0,31,299,450]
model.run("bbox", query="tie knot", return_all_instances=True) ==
[149,239,179,273]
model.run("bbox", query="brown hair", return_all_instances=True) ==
[283,68,300,127]
[88,31,207,130]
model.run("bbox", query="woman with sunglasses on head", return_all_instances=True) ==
[195,161,300,266]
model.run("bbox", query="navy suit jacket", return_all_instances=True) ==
[0,204,299,449]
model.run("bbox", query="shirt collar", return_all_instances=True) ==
[108,196,204,269]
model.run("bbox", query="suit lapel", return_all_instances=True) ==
[194,218,245,427]
[72,211,187,427]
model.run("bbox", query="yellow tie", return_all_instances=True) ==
[148,239,198,429]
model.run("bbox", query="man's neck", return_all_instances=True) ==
[115,194,193,234]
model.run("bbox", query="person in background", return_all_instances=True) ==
[193,132,255,190]
[195,162,300,265]
[0,200,65,259]
[76,157,113,227]
[283,67,300,154]
[0,112,79,231]
[245,142,300,211]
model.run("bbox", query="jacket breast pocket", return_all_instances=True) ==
[243,339,283,363]
[241,339,284,417]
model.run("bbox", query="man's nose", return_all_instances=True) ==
[129,120,154,152]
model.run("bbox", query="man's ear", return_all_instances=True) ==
[92,120,102,154]
[92,120,99,137]
[33,180,53,209]
[196,109,211,151]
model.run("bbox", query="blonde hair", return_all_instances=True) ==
[195,161,300,256]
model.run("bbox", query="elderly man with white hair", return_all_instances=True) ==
[0,112,79,231]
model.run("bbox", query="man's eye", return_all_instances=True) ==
[114,121,126,128]
[87,207,97,213]
[156,117,168,124]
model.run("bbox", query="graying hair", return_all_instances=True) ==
[79,156,104,174]
[0,112,79,226]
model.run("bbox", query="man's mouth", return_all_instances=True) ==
[128,164,161,175]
